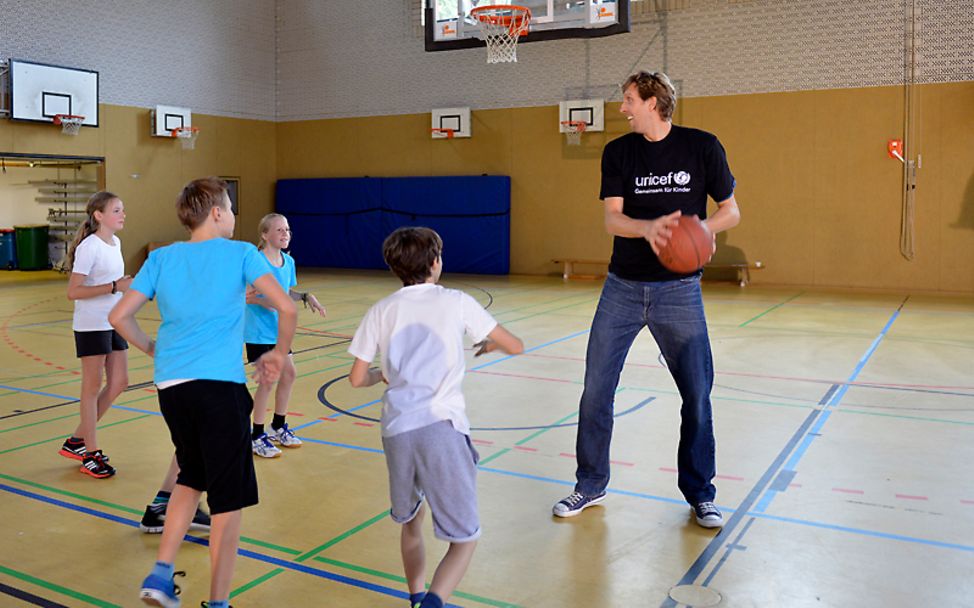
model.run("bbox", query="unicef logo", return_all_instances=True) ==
[674,171,691,185]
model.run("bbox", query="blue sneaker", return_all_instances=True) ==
[140,570,185,607]
[552,491,606,517]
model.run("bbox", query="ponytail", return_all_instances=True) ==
[65,191,119,270]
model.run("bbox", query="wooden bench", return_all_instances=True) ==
[703,261,764,286]
[552,259,609,280]
[552,258,765,286]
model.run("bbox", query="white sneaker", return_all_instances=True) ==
[269,423,302,448]
[252,434,282,458]
[552,491,606,517]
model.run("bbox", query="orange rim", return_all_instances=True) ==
[470,4,531,31]
[53,114,85,125]
[430,128,456,139]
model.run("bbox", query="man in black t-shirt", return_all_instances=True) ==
[552,71,741,528]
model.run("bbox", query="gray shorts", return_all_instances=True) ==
[382,420,481,543]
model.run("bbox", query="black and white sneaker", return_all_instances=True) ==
[58,439,86,461]
[80,450,115,479]
[692,502,724,528]
[140,503,212,534]
[140,504,166,533]
[552,491,607,518]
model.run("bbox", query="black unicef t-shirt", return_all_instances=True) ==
[599,126,735,282]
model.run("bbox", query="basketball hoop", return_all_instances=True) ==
[430,128,456,140]
[561,121,586,146]
[470,5,532,64]
[171,126,200,150]
[53,114,85,136]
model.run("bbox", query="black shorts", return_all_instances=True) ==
[158,380,258,515]
[245,342,291,364]
[74,330,129,358]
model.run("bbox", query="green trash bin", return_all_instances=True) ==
[14,224,51,270]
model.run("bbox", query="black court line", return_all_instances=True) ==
[0,581,69,607]
[317,374,652,430]
[659,299,907,606]
[0,380,153,420]
[0,337,353,421]
[657,403,825,607]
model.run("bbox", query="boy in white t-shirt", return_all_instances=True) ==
[348,226,523,608]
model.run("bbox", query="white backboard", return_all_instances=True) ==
[559,99,605,132]
[151,105,193,137]
[9,59,99,126]
[431,107,471,138]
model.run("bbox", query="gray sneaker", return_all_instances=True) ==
[552,491,606,518]
[252,434,282,458]
[692,502,724,528]
[269,423,302,448]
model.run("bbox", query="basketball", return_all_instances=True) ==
[657,215,713,273]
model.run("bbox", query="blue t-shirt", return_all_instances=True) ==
[131,238,271,384]
[244,251,297,345]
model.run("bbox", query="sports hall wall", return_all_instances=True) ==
[0,1,278,272]
[274,0,974,293]
[2,2,972,293]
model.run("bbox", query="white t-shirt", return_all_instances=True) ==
[71,234,124,331]
[348,283,497,437]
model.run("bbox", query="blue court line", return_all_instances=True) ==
[658,299,907,607]
[757,300,905,514]
[0,384,74,400]
[750,513,974,553]
[479,466,690,507]
[470,329,589,371]
[298,436,385,455]
[0,482,462,607]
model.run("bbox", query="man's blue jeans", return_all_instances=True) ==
[574,273,716,504]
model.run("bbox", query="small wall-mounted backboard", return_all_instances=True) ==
[151,105,193,137]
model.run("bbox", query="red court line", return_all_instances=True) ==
[521,353,974,391]
[471,439,494,445]
[559,452,575,458]
[961,499,974,505]
[296,326,353,339]
[658,467,678,473]
[715,474,745,481]
[353,422,374,428]
[832,488,865,495]
[513,446,538,452]
[317,417,338,422]
[895,494,928,501]
[469,369,575,384]
[610,460,635,467]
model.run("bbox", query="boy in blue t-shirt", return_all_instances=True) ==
[110,177,296,608]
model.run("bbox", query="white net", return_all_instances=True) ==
[55,115,84,136]
[562,121,585,146]
[471,6,531,64]
[173,127,200,150]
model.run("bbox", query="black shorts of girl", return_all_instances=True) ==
[158,380,258,514]
[245,342,292,364]
[74,330,129,358]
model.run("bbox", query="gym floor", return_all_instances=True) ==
[1,269,972,607]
